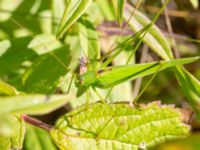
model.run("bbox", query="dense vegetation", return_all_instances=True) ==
[0,0,199,150]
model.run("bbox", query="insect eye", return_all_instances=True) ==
[97,69,104,74]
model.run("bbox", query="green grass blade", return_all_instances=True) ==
[56,0,93,39]
[117,0,126,26]
[124,4,173,60]
[96,57,199,88]
[50,102,189,150]
[101,23,152,68]
[24,124,57,150]
[0,94,73,115]
[175,67,200,118]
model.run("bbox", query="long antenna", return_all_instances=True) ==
[105,0,142,54]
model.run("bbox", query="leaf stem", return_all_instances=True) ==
[21,115,53,131]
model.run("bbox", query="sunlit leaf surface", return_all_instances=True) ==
[51,102,190,150]
[0,94,73,115]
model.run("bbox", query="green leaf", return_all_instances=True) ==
[0,37,37,76]
[175,67,200,118]
[78,18,100,70]
[124,4,173,60]
[27,34,63,55]
[117,0,126,26]
[50,102,190,150]
[22,46,71,94]
[24,124,57,150]
[0,0,52,38]
[0,34,62,76]
[96,57,199,88]
[0,94,73,115]
[0,81,19,96]
[56,0,93,39]
[0,115,25,150]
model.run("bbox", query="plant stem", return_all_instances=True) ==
[21,115,53,131]
[132,44,149,100]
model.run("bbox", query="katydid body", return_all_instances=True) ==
[75,57,199,96]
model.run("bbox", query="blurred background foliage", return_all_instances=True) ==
[0,0,199,149]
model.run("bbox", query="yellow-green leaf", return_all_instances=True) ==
[51,102,190,150]
[0,81,19,96]
[0,94,73,115]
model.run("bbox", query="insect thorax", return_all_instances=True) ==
[79,71,97,87]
